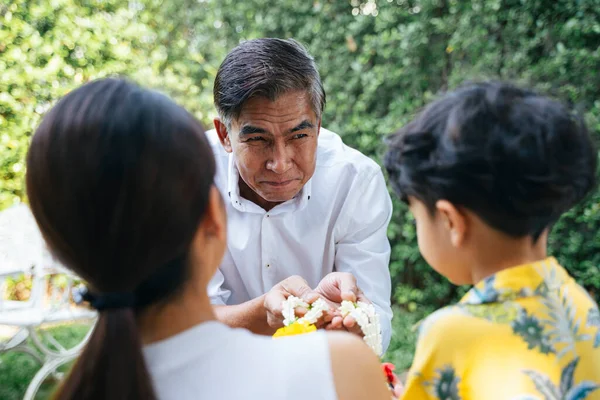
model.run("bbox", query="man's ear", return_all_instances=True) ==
[436,200,467,247]
[214,117,232,153]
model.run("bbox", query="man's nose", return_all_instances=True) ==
[266,142,293,174]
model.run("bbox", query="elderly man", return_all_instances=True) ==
[207,38,393,351]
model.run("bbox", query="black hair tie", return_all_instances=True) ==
[71,255,187,312]
[73,286,136,311]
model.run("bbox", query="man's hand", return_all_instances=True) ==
[263,275,327,329]
[314,272,371,336]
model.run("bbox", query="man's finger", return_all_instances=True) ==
[314,310,335,328]
[338,273,358,302]
[356,288,371,304]
[264,291,286,316]
[264,292,286,328]
[329,315,343,329]
[343,316,364,336]
[343,315,356,328]
[266,314,285,329]
[325,322,344,331]
[315,314,332,328]
[295,306,308,317]
[282,276,319,303]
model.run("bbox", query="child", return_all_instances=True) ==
[384,82,600,400]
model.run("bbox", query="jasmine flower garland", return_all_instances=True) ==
[279,296,383,357]
[339,300,383,357]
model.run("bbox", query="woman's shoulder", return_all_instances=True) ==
[147,324,338,400]
[240,329,391,400]
[325,331,392,400]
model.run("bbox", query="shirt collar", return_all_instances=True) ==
[227,154,243,209]
[227,153,312,214]
[459,257,571,305]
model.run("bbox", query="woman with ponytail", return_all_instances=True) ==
[26,78,392,400]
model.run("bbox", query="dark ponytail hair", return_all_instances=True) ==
[26,78,216,399]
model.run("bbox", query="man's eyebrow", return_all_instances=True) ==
[288,120,315,134]
[239,125,269,136]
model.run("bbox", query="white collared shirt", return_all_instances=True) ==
[206,127,393,351]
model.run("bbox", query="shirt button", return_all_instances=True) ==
[266,214,270,218]
[266,264,270,268]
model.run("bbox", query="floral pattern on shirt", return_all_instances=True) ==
[517,357,599,400]
[586,308,600,348]
[423,366,461,400]
[402,258,600,400]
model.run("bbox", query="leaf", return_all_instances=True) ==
[587,309,600,327]
[565,381,600,400]
[558,346,573,360]
[560,357,578,394]
[540,287,590,360]
[523,370,561,400]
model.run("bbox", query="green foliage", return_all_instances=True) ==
[1,1,599,394]
[2,273,33,301]
[0,324,90,400]
[0,0,219,208]
[173,0,600,306]
[1,0,599,326]
[192,0,600,307]
[384,306,427,370]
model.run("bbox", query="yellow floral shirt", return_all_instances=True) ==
[402,258,600,400]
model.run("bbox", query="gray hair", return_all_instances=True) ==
[213,38,326,126]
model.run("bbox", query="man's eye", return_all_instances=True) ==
[293,133,308,139]
[246,137,265,142]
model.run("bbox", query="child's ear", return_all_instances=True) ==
[436,200,467,247]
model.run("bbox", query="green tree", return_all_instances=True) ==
[189,0,600,306]
[2,0,599,306]
[0,0,219,208]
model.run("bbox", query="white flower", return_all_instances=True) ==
[282,295,309,326]
[280,297,383,356]
[298,300,328,324]
[340,300,356,317]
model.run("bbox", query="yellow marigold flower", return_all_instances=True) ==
[273,321,317,338]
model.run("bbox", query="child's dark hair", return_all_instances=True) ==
[384,81,597,240]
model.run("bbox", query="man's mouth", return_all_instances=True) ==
[262,179,297,187]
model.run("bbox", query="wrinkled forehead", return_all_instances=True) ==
[231,90,319,134]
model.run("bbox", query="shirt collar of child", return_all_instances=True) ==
[460,257,571,305]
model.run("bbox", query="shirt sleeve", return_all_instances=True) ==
[207,268,232,306]
[401,376,432,400]
[401,336,436,400]
[401,309,459,400]
[334,167,393,353]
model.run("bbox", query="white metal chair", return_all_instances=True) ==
[0,204,96,399]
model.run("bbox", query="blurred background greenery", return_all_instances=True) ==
[1,0,599,398]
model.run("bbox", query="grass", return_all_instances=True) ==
[0,324,91,400]
[0,307,424,398]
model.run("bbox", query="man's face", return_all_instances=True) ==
[215,90,320,210]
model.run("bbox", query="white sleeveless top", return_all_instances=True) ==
[144,321,338,400]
